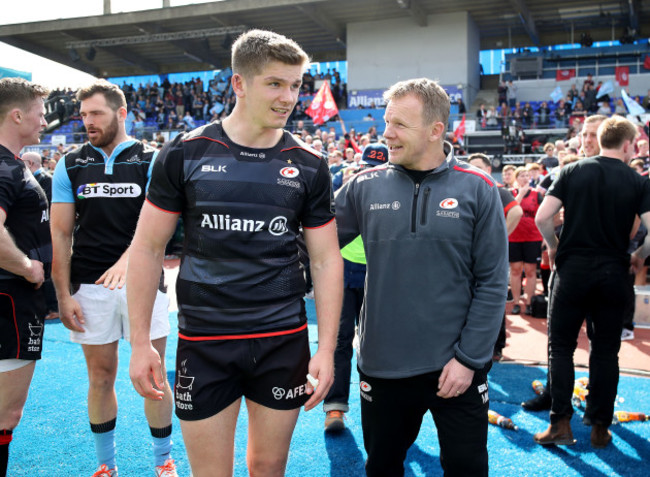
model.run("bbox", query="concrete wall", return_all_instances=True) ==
[347,12,480,105]
[464,14,481,107]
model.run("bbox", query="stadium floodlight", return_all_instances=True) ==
[580,32,593,47]
[68,48,81,62]
[221,33,232,50]
[65,25,247,49]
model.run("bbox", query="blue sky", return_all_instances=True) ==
[0,0,217,88]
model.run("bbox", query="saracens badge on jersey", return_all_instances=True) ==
[280,166,300,178]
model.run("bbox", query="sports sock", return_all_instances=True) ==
[540,267,551,296]
[90,418,117,470]
[150,425,173,467]
[0,430,12,477]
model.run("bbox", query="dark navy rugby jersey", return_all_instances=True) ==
[0,145,51,280]
[147,122,334,335]
[52,140,156,283]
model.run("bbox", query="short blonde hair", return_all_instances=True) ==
[514,166,528,178]
[231,29,309,79]
[383,78,450,126]
[0,77,48,121]
[598,116,639,150]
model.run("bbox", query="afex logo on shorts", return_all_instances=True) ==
[272,385,306,400]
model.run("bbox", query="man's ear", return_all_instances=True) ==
[9,108,22,124]
[429,121,446,143]
[231,73,246,98]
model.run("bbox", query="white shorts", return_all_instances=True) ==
[70,284,170,345]
[0,358,33,373]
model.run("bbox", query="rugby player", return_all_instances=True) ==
[50,80,177,477]
[0,78,49,477]
[127,30,343,477]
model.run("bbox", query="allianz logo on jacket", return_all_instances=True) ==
[369,201,401,211]
[76,183,142,199]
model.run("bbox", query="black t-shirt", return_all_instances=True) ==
[147,122,334,335]
[0,145,51,280]
[548,156,650,267]
[53,141,156,283]
[497,185,517,215]
[539,173,554,191]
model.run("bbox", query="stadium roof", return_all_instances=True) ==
[0,0,647,78]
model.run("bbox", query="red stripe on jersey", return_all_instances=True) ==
[503,200,518,217]
[0,430,12,445]
[281,146,322,160]
[145,198,181,215]
[183,136,230,148]
[0,293,19,358]
[303,217,335,230]
[178,322,308,341]
[355,165,388,176]
[453,165,495,186]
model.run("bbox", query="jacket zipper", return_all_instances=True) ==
[421,187,431,226]
[411,182,420,233]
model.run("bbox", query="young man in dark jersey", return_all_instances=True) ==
[50,81,177,477]
[127,30,343,477]
[0,77,49,477]
[534,116,650,448]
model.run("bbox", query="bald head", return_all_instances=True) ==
[21,151,42,172]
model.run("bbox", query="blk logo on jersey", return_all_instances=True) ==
[77,183,142,199]
[201,164,227,173]
[280,166,299,178]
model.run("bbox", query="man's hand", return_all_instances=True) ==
[129,343,165,401]
[516,185,530,201]
[437,357,474,399]
[58,295,85,332]
[631,251,645,275]
[303,349,335,411]
[23,259,45,289]
[95,253,128,290]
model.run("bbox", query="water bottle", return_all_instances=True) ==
[612,411,648,423]
[488,410,518,430]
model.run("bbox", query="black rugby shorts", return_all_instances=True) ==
[174,324,310,421]
[509,240,542,264]
[0,279,46,360]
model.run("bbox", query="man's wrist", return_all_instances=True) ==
[19,256,32,276]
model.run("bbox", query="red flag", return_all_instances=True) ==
[305,81,339,125]
[454,114,466,143]
[556,69,576,81]
[644,55,650,70]
[615,66,629,86]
